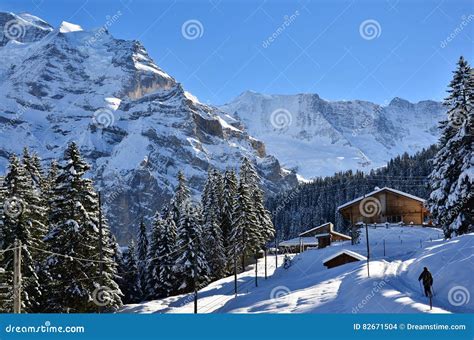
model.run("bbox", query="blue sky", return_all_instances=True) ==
[1,0,473,105]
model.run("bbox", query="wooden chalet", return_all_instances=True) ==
[298,222,351,250]
[322,250,366,269]
[337,187,429,225]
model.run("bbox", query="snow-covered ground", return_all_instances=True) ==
[120,226,473,314]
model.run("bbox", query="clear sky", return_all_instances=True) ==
[1,0,473,105]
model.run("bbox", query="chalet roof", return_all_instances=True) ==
[299,222,333,237]
[279,237,318,247]
[337,187,425,211]
[322,250,367,264]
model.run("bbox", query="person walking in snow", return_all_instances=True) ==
[418,267,433,297]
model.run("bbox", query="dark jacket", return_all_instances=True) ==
[418,269,433,287]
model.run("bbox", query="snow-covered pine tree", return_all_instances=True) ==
[221,169,238,274]
[120,239,140,304]
[170,171,191,226]
[21,148,48,249]
[429,56,474,237]
[239,157,273,249]
[45,142,121,312]
[175,203,209,293]
[136,220,148,300]
[146,212,178,298]
[22,148,44,190]
[230,176,259,271]
[202,170,226,280]
[0,154,42,312]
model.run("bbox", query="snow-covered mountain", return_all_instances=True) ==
[0,12,297,242]
[220,91,445,178]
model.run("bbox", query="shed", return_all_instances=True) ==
[299,222,351,249]
[322,250,367,269]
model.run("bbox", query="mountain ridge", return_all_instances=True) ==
[219,91,444,178]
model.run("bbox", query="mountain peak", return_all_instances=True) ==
[59,21,83,33]
[388,97,412,108]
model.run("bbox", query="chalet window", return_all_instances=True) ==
[387,215,402,223]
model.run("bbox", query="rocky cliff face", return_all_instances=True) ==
[0,12,297,243]
[220,91,445,178]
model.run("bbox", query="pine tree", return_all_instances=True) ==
[230,177,259,271]
[146,212,177,298]
[170,171,191,226]
[239,157,273,250]
[0,155,42,312]
[202,170,226,280]
[136,220,148,300]
[45,142,121,312]
[429,56,474,237]
[221,169,238,251]
[175,204,209,293]
[120,239,140,303]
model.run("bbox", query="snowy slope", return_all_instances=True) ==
[0,12,297,242]
[121,226,474,314]
[220,92,444,178]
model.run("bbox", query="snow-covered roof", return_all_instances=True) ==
[337,187,425,211]
[322,250,367,264]
[279,237,318,247]
[299,222,333,237]
[331,231,352,240]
